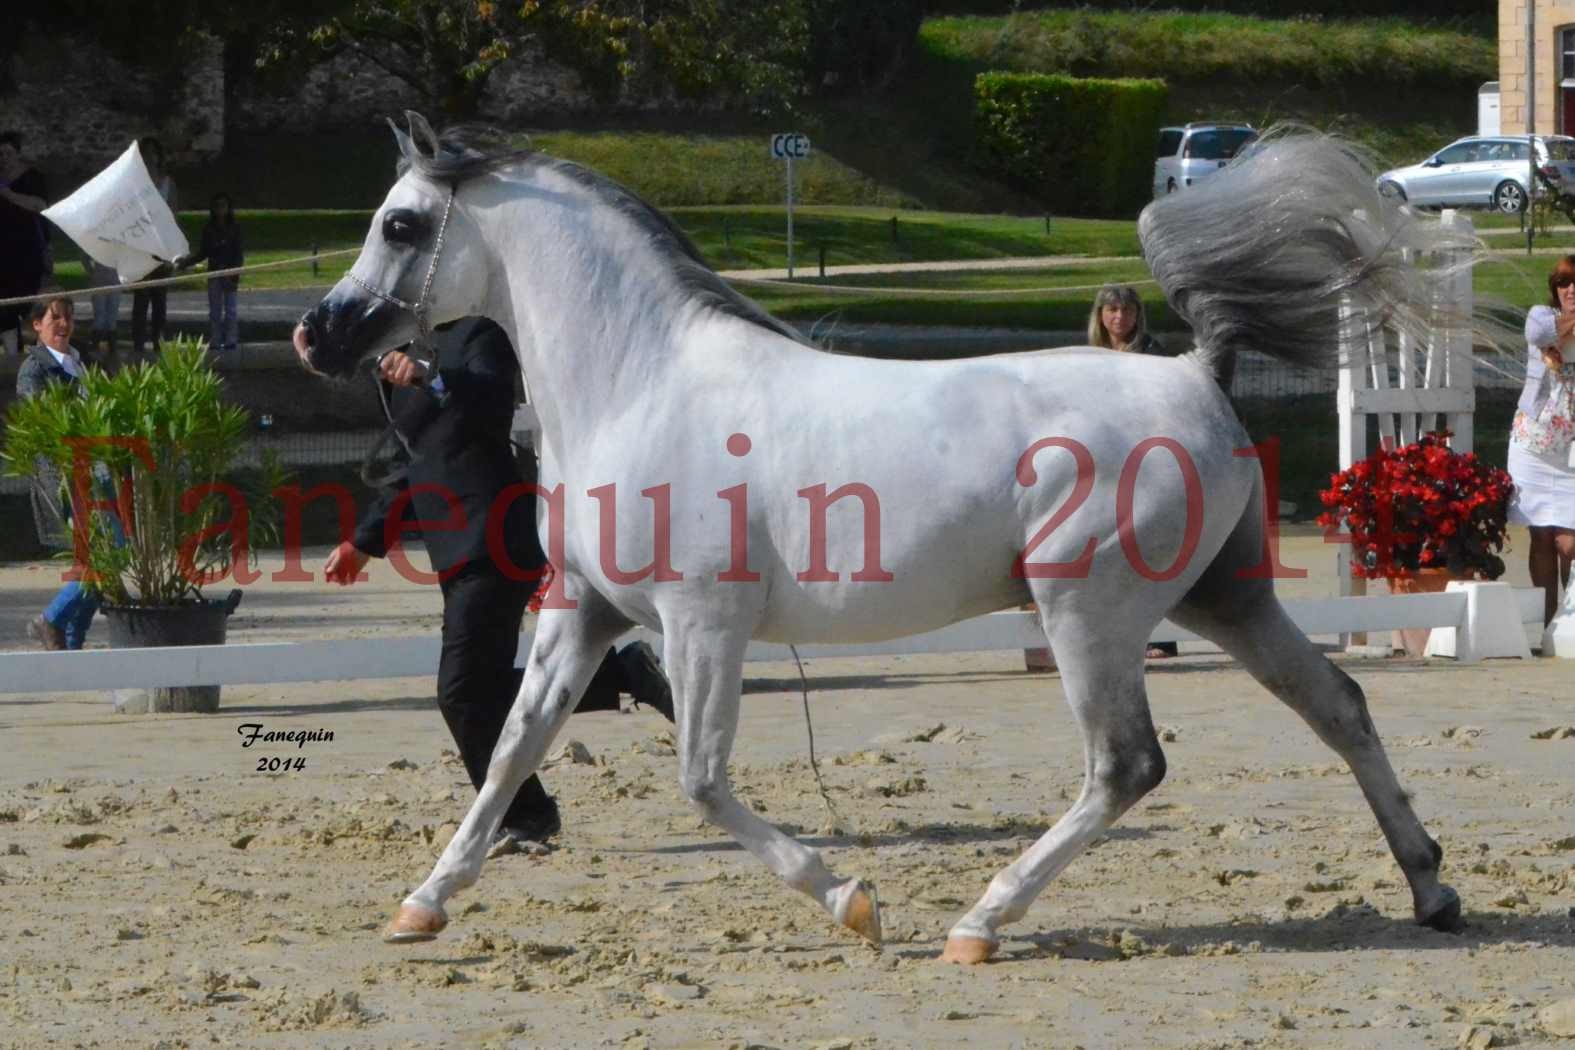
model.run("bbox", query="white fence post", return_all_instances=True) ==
[1334,209,1477,654]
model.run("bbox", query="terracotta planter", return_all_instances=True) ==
[1387,568,1455,657]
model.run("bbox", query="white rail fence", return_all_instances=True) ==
[0,591,1547,695]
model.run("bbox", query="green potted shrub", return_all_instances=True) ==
[2,338,286,712]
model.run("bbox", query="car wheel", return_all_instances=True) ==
[1378,181,1407,203]
[1166,179,1177,194]
[1494,180,1527,214]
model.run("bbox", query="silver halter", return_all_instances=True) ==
[352,182,457,461]
[346,182,458,363]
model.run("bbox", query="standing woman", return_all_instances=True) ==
[1091,282,1179,658]
[179,193,244,353]
[131,137,177,356]
[0,130,50,355]
[1510,256,1575,630]
[17,297,102,650]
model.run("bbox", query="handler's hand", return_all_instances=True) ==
[323,540,371,586]
[377,350,428,387]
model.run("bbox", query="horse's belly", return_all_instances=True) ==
[749,562,1025,644]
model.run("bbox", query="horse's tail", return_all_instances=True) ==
[1138,126,1491,385]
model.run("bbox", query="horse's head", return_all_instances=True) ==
[292,113,490,377]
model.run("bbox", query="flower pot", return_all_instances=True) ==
[102,594,239,714]
[1387,568,1455,657]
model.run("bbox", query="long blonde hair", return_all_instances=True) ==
[1087,283,1148,351]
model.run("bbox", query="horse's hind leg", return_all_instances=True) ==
[666,620,881,945]
[384,598,628,943]
[1169,528,1462,932]
[945,625,1163,963]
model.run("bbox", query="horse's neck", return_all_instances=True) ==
[478,179,714,457]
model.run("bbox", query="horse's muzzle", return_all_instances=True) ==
[291,319,320,373]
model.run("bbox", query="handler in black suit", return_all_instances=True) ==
[323,317,672,851]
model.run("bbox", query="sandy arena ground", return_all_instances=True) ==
[1,534,1572,1050]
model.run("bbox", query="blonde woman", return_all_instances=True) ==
[1088,283,1168,357]
[1024,285,1178,671]
[1094,284,1176,657]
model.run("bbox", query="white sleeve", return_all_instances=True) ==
[1525,305,1559,348]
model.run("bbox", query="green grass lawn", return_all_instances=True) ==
[747,259,1158,331]
[47,206,1138,293]
[46,200,1575,335]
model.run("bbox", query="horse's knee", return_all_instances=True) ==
[1312,672,1379,748]
[679,764,728,816]
[1095,739,1166,809]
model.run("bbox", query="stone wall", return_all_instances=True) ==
[0,32,595,188]
[0,33,224,185]
[233,40,595,133]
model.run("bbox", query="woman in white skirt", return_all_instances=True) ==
[1511,255,1575,627]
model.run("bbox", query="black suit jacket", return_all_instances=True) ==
[352,318,545,578]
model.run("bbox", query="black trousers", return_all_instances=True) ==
[437,563,624,827]
[131,283,167,353]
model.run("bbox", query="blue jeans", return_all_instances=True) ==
[45,581,101,650]
[44,477,124,650]
[207,280,238,351]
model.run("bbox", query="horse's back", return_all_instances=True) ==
[711,343,1260,643]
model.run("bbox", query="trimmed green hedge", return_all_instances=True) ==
[974,72,1166,217]
[928,1,1489,20]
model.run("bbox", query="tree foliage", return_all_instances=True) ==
[17,0,929,119]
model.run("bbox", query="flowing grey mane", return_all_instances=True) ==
[401,123,811,347]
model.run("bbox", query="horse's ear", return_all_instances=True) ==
[387,117,414,162]
[404,111,441,159]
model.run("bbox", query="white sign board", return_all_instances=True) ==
[770,133,811,160]
[43,142,188,283]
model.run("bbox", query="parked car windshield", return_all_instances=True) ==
[1184,128,1254,160]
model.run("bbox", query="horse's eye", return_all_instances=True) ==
[382,210,424,245]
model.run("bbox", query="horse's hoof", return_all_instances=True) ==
[839,882,882,946]
[941,935,998,965]
[1417,885,1464,933]
[382,901,448,944]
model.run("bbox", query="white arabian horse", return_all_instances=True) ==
[295,115,1472,963]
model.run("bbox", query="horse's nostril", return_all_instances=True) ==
[291,319,317,363]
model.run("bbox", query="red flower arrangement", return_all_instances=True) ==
[1317,432,1514,581]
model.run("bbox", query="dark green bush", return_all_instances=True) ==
[974,71,1166,217]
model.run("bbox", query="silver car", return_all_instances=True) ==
[1377,135,1575,213]
[1153,123,1257,197]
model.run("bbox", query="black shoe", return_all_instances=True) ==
[617,641,675,723]
[490,797,562,858]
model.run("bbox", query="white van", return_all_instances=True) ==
[1153,123,1257,197]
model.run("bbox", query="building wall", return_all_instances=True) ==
[1499,0,1575,133]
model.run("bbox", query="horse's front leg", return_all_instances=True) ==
[383,600,626,943]
[668,621,881,945]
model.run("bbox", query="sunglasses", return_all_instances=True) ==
[1555,276,1575,289]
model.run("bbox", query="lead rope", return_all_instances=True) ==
[789,643,845,834]
[350,182,459,469]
